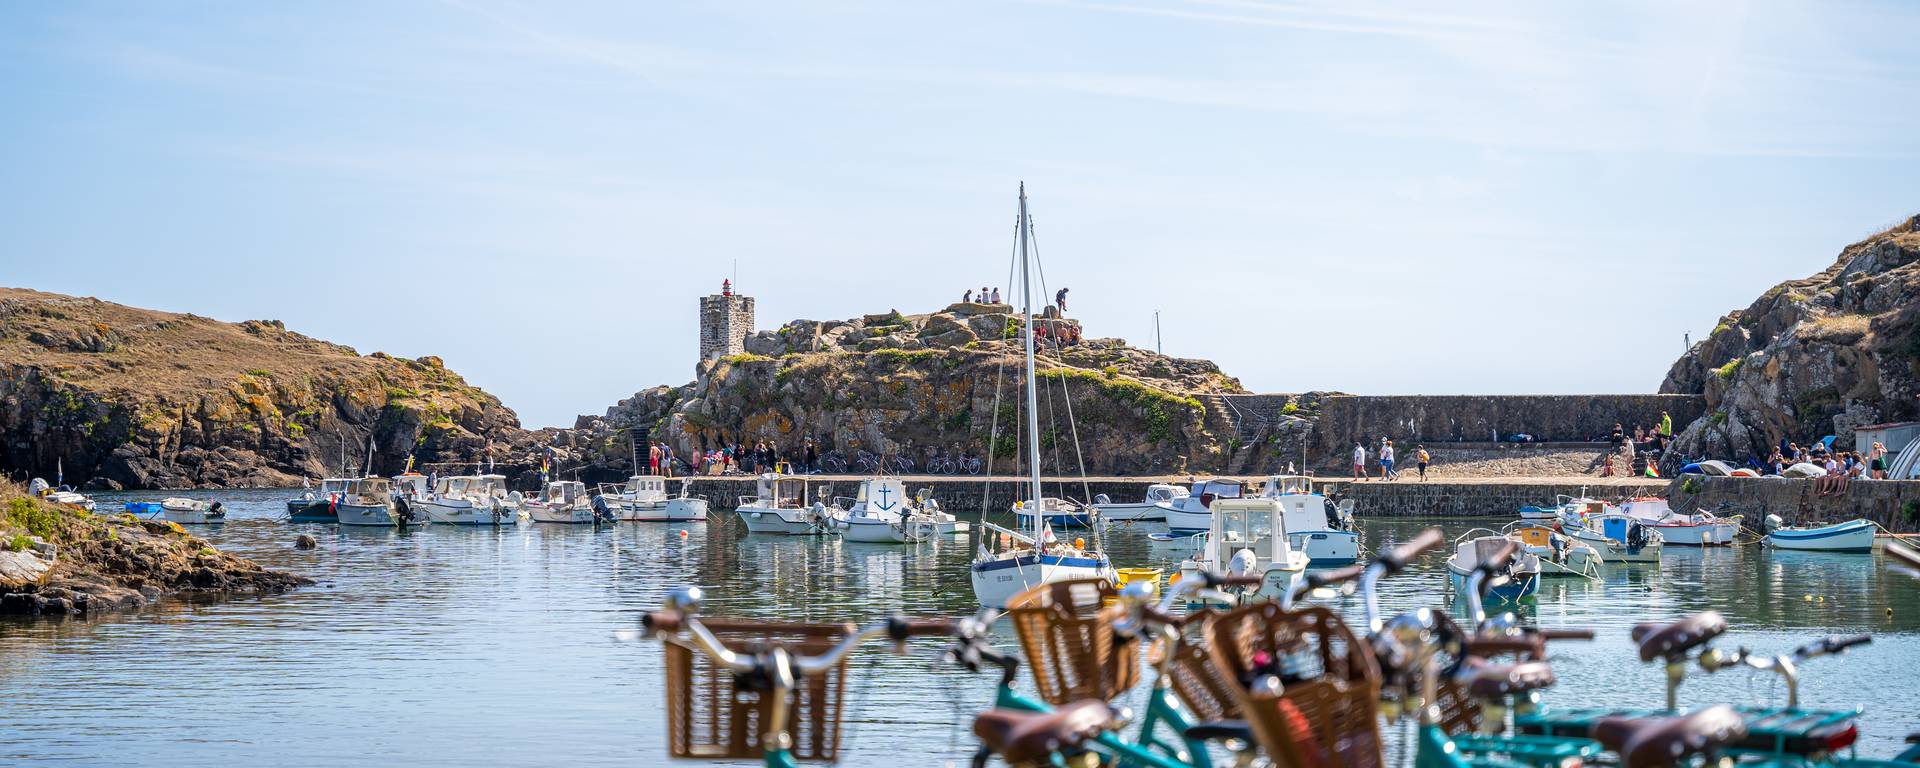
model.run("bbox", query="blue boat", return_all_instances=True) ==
[1447,532,1541,603]
[124,501,163,516]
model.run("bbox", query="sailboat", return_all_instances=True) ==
[969,184,1116,610]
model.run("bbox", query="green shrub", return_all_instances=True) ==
[1708,411,1727,426]
[6,534,30,552]
[1713,358,1742,380]
[4,497,63,540]
[1681,477,1702,495]
[1281,402,1299,415]
[720,353,775,365]
[245,369,273,378]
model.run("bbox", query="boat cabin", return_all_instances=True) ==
[623,475,669,500]
[855,478,908,509]
[752,473,811,509]
[543,481,588,504]
[1204,498,1301,572]
[1259,475,1314,496]
[437,474,510,500]
[343,477,391,505]
[390,473,430,498]
[1259,475,1341,533]
[1143,484,1188,503]
[1189,479,1247,507]
[318,478,352,496]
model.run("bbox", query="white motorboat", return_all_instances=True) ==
[29,478,96,513]
[1256,475,1360,566]
[1559,504,1664,563]
[1621,497,1741,546]
[1164,478,1250,535]
[599,475,707,522]
[832,477,964,543]
[970,185,1114,609]
[1447,533,1541,603]
[524,480,595,524]
[1091,483,1185,523]
[159,497,227,524]
[1504,524,1601,579]
[1175,497,1310,606]
[388,473,431,525]
[1764,515,1876,552]
[289,478,351,522]
[736,472,841,535]
[335,477,399,527]
[417,474,519,526]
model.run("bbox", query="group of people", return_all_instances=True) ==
[685,438,821,477]
[962,287,1002,304]
[1349,438,1432,482]
[1768,439,1893,480]
[1601,413,1673,477]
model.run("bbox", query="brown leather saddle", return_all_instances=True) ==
[972,699,1115,764]
[1630,611,1727,662]
[1592,705,1747,768]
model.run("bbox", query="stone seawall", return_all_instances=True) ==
[1309,394,1707,460]
[678,476,1667,519]
[1667,475,1920,534]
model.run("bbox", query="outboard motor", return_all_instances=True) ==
[1764,513,1784,531]
[1094,493,1112,505]
[1324,499,1343,530]
[392,496,412,525]
[1626,520,1651,551]
[591,494,613,524]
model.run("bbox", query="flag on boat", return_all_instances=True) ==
[403,454,415,474]
[1039,522,1057,545]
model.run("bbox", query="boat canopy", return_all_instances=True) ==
[1144,484,1188,502]
[1191,479,1246,498]
[1207,498,1298,570]
[344,477,390,502]
[755,473,810,508]
[319,478,352,494]
[545,481,586,502]
[391,473,430,496]
[1261,475,1314,496]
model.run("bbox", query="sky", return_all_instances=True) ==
[3,1,1918,429]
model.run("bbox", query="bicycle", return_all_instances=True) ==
[853,451,881,474]
[818,454,848,474]
[636,586,955,768]
[889,455,916,475]
[952,572,1287,768]
[1514,616,1900,767]
[960,455,983,475]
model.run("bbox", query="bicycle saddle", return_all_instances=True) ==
[1462,659,1557,698]
[1591,705,1746,768]
[972,700,1115,763]
[1630,611,1726,662]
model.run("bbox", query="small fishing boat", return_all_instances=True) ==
[1176,497,1311,606]
[1163,478,1249,535]
[1258,474,1359,565]
[30,479,96,512]
[1556,497,1663,563]
[736,472,841,535]
[417,475,519,526]
[1621,497,1740,546]
[1763,515,1876,552]
[335,478,399,527]
[832,477,962,543]
[287,478,351,522]
[1091,483,1186,523]
[1505,524,1600,579]
[1447,533,1541,603]
[598,475,707,522]
[1014,496,1095,529]
[159,497,227,524]
[523,481,595,524]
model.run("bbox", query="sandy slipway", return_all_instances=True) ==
[0,493,305,617]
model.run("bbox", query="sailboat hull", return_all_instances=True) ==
[970,552,1111,609]
[336,502,395,527]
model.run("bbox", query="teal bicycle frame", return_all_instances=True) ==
[993,680,1214,768]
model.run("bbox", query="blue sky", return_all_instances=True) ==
[3,1,1917,428]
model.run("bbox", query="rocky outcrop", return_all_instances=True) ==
[0,288,525,489]
[1661,216,1920,459]
[1,487,306,616]
[559,304,1246,478]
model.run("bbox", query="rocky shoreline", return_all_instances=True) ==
[0,485,306,616]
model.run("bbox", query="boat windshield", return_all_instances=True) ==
[1263,476,1312,495]
[1195,480,1244,498]
[1146,485,1180,502]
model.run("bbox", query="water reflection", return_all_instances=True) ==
[0,490,1912,765]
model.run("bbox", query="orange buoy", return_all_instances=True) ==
[679,530,689,538]
[1074,537,1086,550]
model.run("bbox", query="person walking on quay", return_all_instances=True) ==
[805,438,819,474]
[1416,444,1430,481]
[1055,287,1069,314]
[1380,439,1398,481]
[1351,441,1367,482]
[648,442,661,476]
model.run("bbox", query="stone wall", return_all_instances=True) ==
[698,293,755,362]
[1667,475,1920,534]
[1309,394,1707,461]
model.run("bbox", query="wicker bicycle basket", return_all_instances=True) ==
[1158,607,1242,722]
[1005,578,1141,706]
[1204,601,1384,768]
[662,619,854,763]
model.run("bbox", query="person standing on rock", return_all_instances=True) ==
[1055,287,1068,314]
[1351,441,1367,482]
[964,289,973,303]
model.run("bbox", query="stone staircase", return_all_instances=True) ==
[1197,393,1307,473]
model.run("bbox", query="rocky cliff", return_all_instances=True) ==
[0,288,525,489]
[561,303,1247,478]
[1661,216,1920,459]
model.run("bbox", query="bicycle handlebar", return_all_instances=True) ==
[1794,634,1871,660]
[1538,628,1596,641]
[1379,529,1444,574]
[1305,564,1366,590]
[1475,539,1521,575]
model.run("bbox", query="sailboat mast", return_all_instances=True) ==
[1018,183,1044,531]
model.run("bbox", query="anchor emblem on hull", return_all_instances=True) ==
[875,485,896,512]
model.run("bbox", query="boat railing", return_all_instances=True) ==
[978,519,1036,546]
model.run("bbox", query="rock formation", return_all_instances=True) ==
[0,288,524,489]
[1661,216,1920,459]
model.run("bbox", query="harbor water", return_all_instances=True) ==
[3,488,1916,765]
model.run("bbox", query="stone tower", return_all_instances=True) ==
[698,279,754,362]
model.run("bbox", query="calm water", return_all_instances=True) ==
[2,488,1916,765]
